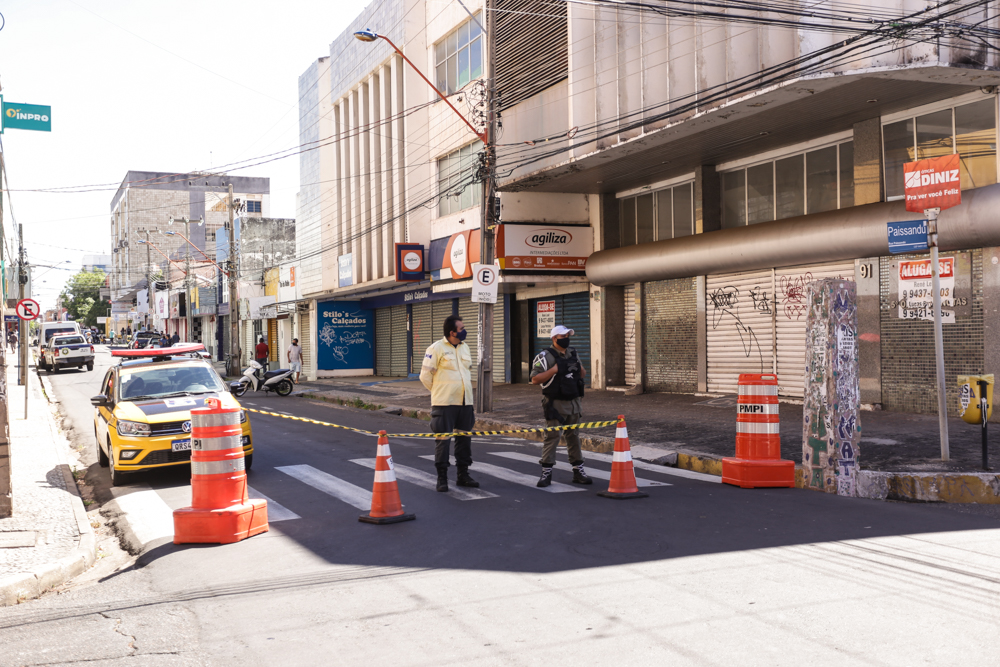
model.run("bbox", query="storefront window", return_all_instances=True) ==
[619,181,694,246]
[806,146,838,214]
[722,171,746,229]
[883,97,997,198]
[721,140,853,226]
[955,99,997,190]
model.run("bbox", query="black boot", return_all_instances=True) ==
[537,467,553,487]
[456,467,480,488]
[436,470,449,492]
[572,464,593,485]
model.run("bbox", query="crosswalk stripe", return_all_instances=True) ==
[350,459,499,500]
[418,455,585,493]
[584,452,722,483]
[111,485,174,545]
[247,486,301,521]
[275,464,372,510]
[487,452,671,487]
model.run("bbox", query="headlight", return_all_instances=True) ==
[239,409,247,423]
[117,420,151,437]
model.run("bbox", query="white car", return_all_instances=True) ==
[43,333,95,372]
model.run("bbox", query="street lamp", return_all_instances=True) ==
[354,21,497,412]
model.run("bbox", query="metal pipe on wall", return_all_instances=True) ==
[586,183,1000,286]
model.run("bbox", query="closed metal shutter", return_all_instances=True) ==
[529,291,590,386]
[459,298,479,370]
[624,284,637,385]
[390,305,408,376]
[493,293,506,382]
[267,319,279,363]
[411,302,433,374]
[376,307,392,376]
[774,260,855,397]
[706,269,775,394]
[643,278,698,392]
[299,311,312,375]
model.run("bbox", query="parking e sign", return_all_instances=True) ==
[471,263,499,304]
[15,298,40,320]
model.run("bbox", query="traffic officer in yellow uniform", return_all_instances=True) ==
[419,314,480,493]
[530,325,593,487]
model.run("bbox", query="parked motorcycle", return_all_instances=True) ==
[231,360,295,397]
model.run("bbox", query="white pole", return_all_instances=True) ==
[926,208,949,460]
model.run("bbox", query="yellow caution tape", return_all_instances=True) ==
[243,407,618,439]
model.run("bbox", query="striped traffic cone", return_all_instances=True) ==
[597,415,649,499]
[359,431,416,524]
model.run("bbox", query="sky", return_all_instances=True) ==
[0,0,368,308]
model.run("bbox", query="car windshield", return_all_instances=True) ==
[52,336,85,345]
[118,364,226,401]
[44,328,76,342]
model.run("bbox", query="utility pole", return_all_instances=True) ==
[144,229,152,331]
[183,219,193,342]
[475,0,497,413]
[18,224,27,418]
[228,184,241,377]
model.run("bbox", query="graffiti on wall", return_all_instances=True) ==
[709,285,765,372]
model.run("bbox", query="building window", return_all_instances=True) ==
[435,12,483,95]
[721,140,854,228]
[883,98,997,199]
[619,181,694,248]
[246,200,262,213]
[438,141,483,217]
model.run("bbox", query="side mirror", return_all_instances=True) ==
[229,382,242,393]
[90,395,108,407]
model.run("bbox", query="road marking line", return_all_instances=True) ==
[110,485,174,545]
[584,452,722,483]
[487,452,671,487]
[275,464,372,510]
[350,459,498,500]
[247,486,301,521]
[418,455,584,493]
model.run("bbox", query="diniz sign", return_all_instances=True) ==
[497,223,592,271]
[903,153,962,213]
[441,230,481,280]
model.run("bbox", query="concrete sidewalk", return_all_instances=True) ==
[290,376,1000,504]
[0,357,95,606]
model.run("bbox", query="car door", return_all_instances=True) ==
[95,369,115,445]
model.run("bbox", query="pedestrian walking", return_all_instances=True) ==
[255,336,269,371]
[419,314,479,492]
[170,331,180,346]
[529,325,593,487]
[7,330,17,352]
[287,338,302,383]
[159,333,170,348]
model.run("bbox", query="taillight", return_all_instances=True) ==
[90,346,94,353]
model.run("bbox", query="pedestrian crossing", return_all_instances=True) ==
[116,452,717,549]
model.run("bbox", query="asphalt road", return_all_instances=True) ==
[4,348,1000,666]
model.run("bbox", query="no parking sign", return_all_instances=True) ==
[15,299,40,320]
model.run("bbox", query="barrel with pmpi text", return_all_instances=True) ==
[721,374,795,488]
[173,400,269,544]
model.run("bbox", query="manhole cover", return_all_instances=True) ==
[0,531,36,548]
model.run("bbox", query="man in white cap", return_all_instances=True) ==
[529,325,592,487]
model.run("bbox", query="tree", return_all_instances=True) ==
[58,270,109,328]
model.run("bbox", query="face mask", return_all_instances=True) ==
[455,329,468,342]
[554,337,569,349]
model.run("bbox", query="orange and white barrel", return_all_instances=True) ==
[722,374,795,489]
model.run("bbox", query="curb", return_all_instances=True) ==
[0,366,97,607]
[300,390,1000,504]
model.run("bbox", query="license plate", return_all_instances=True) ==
[171,439,192,452]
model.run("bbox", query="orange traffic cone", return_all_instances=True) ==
[359,431,416,524]
[597,415,649,500]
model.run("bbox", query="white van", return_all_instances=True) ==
[36,322,82,368]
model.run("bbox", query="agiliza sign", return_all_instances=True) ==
[898,257,955,323]
[498,224,592,271]
[1,98,51,132]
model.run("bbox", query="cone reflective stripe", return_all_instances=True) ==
[359,431,415,524]
[722,374,795,488]
[597,416,649,500]
[173,400,268,543]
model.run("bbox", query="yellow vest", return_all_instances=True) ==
[419,337,474,406]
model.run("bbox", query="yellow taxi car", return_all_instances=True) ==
[91,344,253,486]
